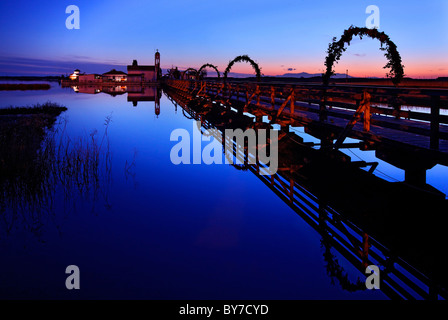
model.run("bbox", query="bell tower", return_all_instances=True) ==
[155,50,160,80]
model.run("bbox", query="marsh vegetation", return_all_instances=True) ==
[0,102,112,240]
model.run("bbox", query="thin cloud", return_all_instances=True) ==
[0,56,128,76]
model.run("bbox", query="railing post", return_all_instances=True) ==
[256,85,260,106]
[389,93,401,120]
[393,102,401,119]
[320,88,327,121]
[363,91,371,132]
[290,89,295,115]
[361,233,369,269]
[271,86,275,109]
[430,95,440,150]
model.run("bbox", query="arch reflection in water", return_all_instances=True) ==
[163,86,448,300]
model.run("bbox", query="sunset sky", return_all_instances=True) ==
[0,0,447,78]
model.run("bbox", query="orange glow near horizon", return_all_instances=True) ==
[221,57,448,79]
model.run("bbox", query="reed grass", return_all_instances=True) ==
[0,101,67,115]
[0,104,112,239]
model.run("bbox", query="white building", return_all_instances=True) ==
[69,69,80,81]
[102,69,127,82]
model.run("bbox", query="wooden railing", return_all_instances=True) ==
[164,87,448,300]
[165,79,448,150]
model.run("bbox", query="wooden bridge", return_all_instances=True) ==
[163,86,448,300]
[165,79,448,187]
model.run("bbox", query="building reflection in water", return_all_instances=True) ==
[163,86,448,300]
[67,84,162,115]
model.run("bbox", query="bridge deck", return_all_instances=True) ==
[165,80,448,165]
[231,95,448,153]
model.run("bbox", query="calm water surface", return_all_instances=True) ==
[2,82,444,299]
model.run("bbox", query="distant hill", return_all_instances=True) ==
[277,72,352,79]
[184,71,354,79]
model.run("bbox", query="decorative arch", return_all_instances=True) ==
[197,63,221,79]
[224,55,261,82]
[323,26,404,86]
[182,68,198,79]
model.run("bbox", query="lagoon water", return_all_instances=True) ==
[1,82,444,299]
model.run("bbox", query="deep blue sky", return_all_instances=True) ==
[0,0,447,77]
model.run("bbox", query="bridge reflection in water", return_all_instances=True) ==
[163,86,448,300]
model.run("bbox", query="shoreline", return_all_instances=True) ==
[0,83,51,91]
